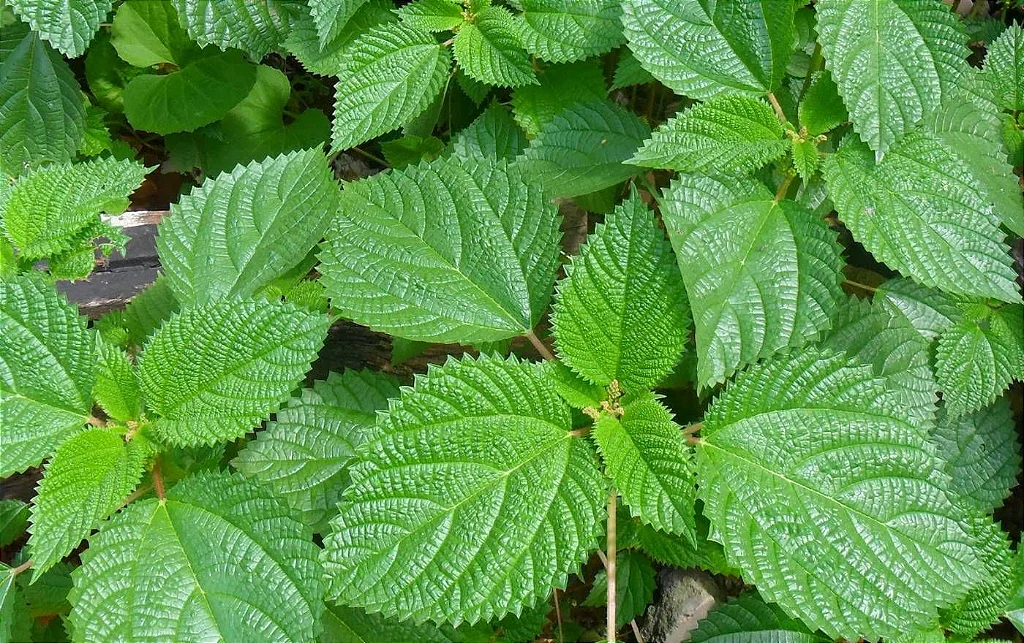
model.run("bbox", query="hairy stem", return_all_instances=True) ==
[86,414,106,428]
[606,490,618,643]
[525,330,555,361]
[766,91,787,123]
[774,175,796,202]
[553,588,564,643]
[151,458,166,501]
[844,279,879,293]
[630,619,645,643]
[11,559,33,576]
[685,435,703,446]
[682,421,702,436]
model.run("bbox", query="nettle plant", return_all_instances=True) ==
[2,0,1024,642]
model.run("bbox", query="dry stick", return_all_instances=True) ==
[10,559,33,577]
[526,330,556,361]
[766,91,787,123]
[606,490,618,643]
[630,619,645,643]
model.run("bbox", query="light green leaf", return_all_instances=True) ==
[798,71,847,136]
[510,59,606,136]
[661,173,844,388]
[697,348,984,640]
[170,0,293,59]
[232,370,401,528]
[1009,547,1024,634]
[8,0,111,57]
[0,28,85,176]
[110,0,197,68]
[538,361,605,410]
[120,274,179,349]
[93,335,142,422]
[690,591,827,643]
[582,550,655,627]
[157,148,337,305]
[0,501,28,549]
[516,0,624,63]
[519,98,650,198]
[0,277,93,478]
[824,133,1019,303]
[321,605,456,643]
[318,156,560,344]
[322,354,606,624]
[621,0,795,99]
[791,138,819,180]
[138,299,329,446]
[397,0,464,32]
[331,21,451,151]
[619,513,736,576]
[816,0,969,156]
[450,100,528,162]
[594,393,696,539]
[875,277,960,340]
[552,190,689,391]
[940,520,1014,637]
[28,428,148,578]
[983,23,1024,112]
[122,50,257,134]
[311,0,370,46]
[454,6,536,87]
[285,0,395,77]
[69,470,323,643]
[630,94,788,173]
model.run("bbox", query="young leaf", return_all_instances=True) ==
[286,0,395,78]
[798,71,847,136]
[984,23,1024,111]
[0,28,85,176]
[630,94,788,173]
[454,7,536,88]
[231,370,401,528]
[790,138,819,180]
[170,0,292,59]
[28,429,148,578]
[109,0,198,68]
[823,133,1020,303]
[157,149,337,305]
[816,0,969,156]
[510,59,607,136]
[322,354,606,625]
[69,471,323,643]
[331,22,451,151]
[519,98,651,198]
[875,277,961,340]
[940,520,1015,637]
[594,393,696,539]
[318,157,560,344]
[93,336,142,422]
[552,190,689,391]
[450,101,528,162]
[7,0,111,57]
[660,173,844,388]
[311,0,370,46]
[690,591,827,643]
[582,550,655,627]
[516,0,624,63]
[621,0,795,99]
[397,0,465,33]
[0,277,93,478]
[138,299,329,446]
[697,348,984,640]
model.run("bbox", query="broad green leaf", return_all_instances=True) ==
[0,501,28,548]
[455,67,491,104]
[93,335,142,422]
[697,348,983,640]
[630,94,788,173]
[798,71,847,136]
[941,520,1014,637]
[83,29,141,113]
[552,191,689,391]
[594,393,696,539]
[331,22,451,151]
[875,277,960,340]
[321,605,456,643]
[618,513,736,576]
[816,0,969,156]
[311,0,370,46]
[232,370,401,528]
[621,0,795,99]
[2,157,148,259]
[582,550,655,627]
[790,138,819,180]
[318,156,560,344]
[380,134,444,168]
[520,99,650,198]
[170,0,293,59]
[8,0,111,57]
[110,0,197,68]
[69,471,323,643]
[690,591,827,643]
[28,429,148,578]
[1009,547,1024,634]
[285,0,395,77]
[397,0,464,32]
[17,559,73,618]
[539,361,605,410]
[983,23,1024,111]
[510,59,606,136]
[824,133,1019,303]
[121,274,179,348]
[450,101,528,162]
[517,0,624,63]
[454,6,536,87]
[122,50,257,134]
[138,299,329,446]
[611,49,654,90]
[322,354,606,624]
[157,149,337,305]
[0,277,93,478]
[661,173,844,388]
[0,29,85,176]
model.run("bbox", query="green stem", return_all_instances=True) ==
[798,43,823,103]
[767,92,787,123]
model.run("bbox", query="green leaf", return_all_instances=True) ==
[594,393,696,539]
[790,138,819,180]
[321,605,456,643]
[697,348,984,640]
[69,470,323,643]
[798,71,847,136]
[875,277,960,340]
[619,513,737,576]
[582,550,655,627]
[660,173,844,388]
[380,134,444,168]
[611,49,654,91]
[621,0,795,99]
[450,100,528,162]
[170,0,293,59]
[823,133,1020,303]
[510,59,606,136]
[232,370,400,528]
[516,0,624,63]
[0,501,28,549]
[552,190,689,391]
[816,0,969,156]
[985,23,1024,112]
[520,98,650,198]
[630,94,788,173]
[138,299,329,446]
[8,0,111,57]
[17,559,73,618]
[28,428,148,578]
[285,0,396,78]
[93,335,142,422]
[539,361,605,410]
[941,520,1014,637]
[2,157,148,259]
[397,0,465,32]
[454,6,536,87]
[121,274,179,349]
[1009,547,1024,634]
[690,591,827,643]
[110,0,197,68]
[311,0,370,46]
[318,156,560,344]
[331,21,451,151]
[122,50,257,134]
[0,277,93,478]
[322,354,606,624]
[0,29,85,176]
[157,148,337,305]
